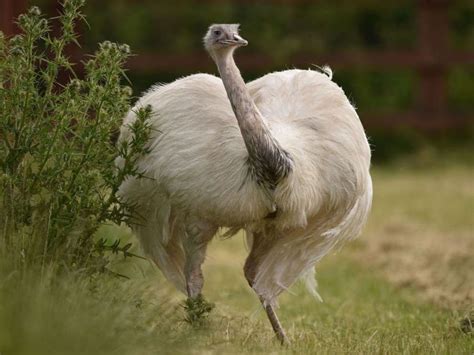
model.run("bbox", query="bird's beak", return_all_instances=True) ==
[232,34,248,46]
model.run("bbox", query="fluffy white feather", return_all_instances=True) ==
[117,68,372,304]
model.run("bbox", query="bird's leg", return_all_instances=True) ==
[260,297,289,345]
[244,231,289,345]
[184,251,205,300]
[183,223,214,298]
[182,219,216,324]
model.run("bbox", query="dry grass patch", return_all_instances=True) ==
[350,164,474,310]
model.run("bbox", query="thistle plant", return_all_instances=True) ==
[0,1,152,273]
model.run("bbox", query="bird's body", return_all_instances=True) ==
[118,24,372,343]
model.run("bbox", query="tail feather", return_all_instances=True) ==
[251,177,372,304]
[132,197,187,294]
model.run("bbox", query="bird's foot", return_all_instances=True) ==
[183,294,215,326]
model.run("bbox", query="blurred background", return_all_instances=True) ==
[2,0,473,162]
[0,1,473,352]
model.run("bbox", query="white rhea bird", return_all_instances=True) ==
[117,24,372,344]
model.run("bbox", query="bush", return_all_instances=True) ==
[0,0,151,274]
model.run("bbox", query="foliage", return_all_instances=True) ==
[183,294,215,326]
[459,312,473,334]
[77,1,416,53]
[0,1,152,273]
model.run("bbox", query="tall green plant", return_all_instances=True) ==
[0,0,152,273]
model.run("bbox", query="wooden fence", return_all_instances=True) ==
[1,0,472,132]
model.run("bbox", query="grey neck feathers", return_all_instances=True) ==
[215,51,293,190]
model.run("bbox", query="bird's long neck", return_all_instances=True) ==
[215,51,292,190]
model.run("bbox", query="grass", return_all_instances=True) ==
[1,161,473,354]
[358,163,474,309]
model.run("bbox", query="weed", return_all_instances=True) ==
[183,294,215,326]
[0,0,152,275]
[459,312,473,334]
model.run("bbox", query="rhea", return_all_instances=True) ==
[117,24,372,344]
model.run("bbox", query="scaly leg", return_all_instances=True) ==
[182,219,216,324]
[183,219,216,298]
[261,297,289,345]
[244,231,289,345]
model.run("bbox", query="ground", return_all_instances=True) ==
[0,161,473,354]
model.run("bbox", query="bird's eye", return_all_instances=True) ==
[213,30,221,36]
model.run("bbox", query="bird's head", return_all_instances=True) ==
[203,24,248,57]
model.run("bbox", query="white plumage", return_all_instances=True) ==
[117,24,372,343]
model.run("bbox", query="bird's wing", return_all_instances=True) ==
[246,69,370,227]
[248,68,348,123]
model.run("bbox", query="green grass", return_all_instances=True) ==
[1,163,473,354]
